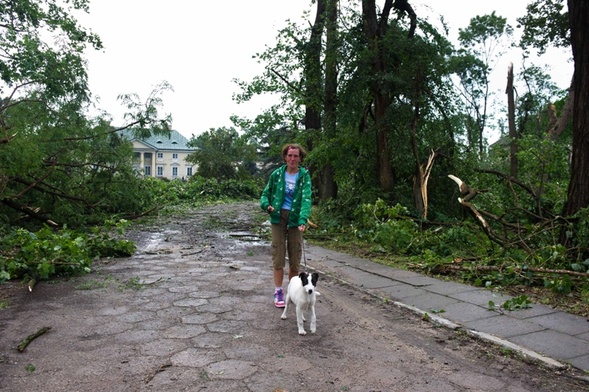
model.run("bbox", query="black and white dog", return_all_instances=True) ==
[281,272,319,335]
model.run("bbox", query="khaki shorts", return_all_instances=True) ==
[271,209,302,272]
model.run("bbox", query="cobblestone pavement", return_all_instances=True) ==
[0,202,587,391]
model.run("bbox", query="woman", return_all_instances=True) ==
[260,143,313,307]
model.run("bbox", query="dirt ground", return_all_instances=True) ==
[0,201,588,392]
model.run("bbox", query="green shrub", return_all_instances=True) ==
[0,221,135,283]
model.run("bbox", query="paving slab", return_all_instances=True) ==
[377,283,429,300]
[462,315,547,338]
[525,311,589,336]
[333,265,401,289]
[568,354,589,373]
[449,289,513,307]
[419,280,480,296]
[509,330,589,361]
[392,275,446,287]
[500,303,560,319]
[400,292,460,311]
[306,239,589,373]
[438,301,501,323]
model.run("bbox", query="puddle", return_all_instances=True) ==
[141,229,182,253]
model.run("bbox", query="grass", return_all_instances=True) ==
[75,275,146,292]
[120,276,144,290]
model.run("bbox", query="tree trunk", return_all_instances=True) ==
[362,0,395,194]
[413,150,437,221]
[506,63,518,178]
[304,0,326,198]
[318,0,338,201]
[547,81,574,140]
[409,66,436,220]
[563,0,589,220]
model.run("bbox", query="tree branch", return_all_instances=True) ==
[1,199,58,227]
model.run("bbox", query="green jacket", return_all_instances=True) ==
[260,165,312,227]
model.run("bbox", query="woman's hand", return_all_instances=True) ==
[298,224,306,232]
[267,206,275,213]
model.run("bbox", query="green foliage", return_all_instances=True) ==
[352,200,419,254]
[0,2,174,231]
[314,190,589,304]
[0,0,102,101]
[349,199,490,258]
[516,65,565,137]
[489,295,532,311]
[517,0,569,54]
[87,219,136,258]
[571,258,589,273]
[0,221,135,282]
[408,225,487,257]
[458,12,514,52]
[564,206,589,260]
[186,127,258,180]
[544,274,574,294]
[140,176,264,207]
[454,11,514,152]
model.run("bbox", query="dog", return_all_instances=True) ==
[281,272,319,335]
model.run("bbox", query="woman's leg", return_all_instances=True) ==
[287,225,303,279]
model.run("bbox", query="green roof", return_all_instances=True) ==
[120,129,192,150]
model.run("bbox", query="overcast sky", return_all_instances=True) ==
[78,1,573,141]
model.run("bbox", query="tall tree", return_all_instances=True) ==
[304,0,326,199]
[318,0,338,200]
[360,0,418,195]
[562,0,589,218]
[455,12,513,158]
[518,0,572,140]
[361,0,397,194]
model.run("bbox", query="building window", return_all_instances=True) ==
[157,166,164,177]
[144,166,151,176]
[157,152,164,161]
[186,167,193,177]
[172,153,178,161]
[172,167,178,177]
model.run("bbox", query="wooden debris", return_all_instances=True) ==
[17,326,51,352]
[27,278,36,292]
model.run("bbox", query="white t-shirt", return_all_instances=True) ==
[282,171,299,210]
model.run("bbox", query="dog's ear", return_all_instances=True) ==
[299,272,308,286]
[311,272,319,286]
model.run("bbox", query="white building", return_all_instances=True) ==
[121,130,195,180]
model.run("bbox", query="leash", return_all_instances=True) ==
[302,234,307,270]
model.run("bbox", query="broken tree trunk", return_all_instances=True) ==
[447,174,505,247]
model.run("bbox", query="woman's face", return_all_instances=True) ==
[284,147,301,171]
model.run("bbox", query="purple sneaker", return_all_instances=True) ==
[274,288,285,308]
